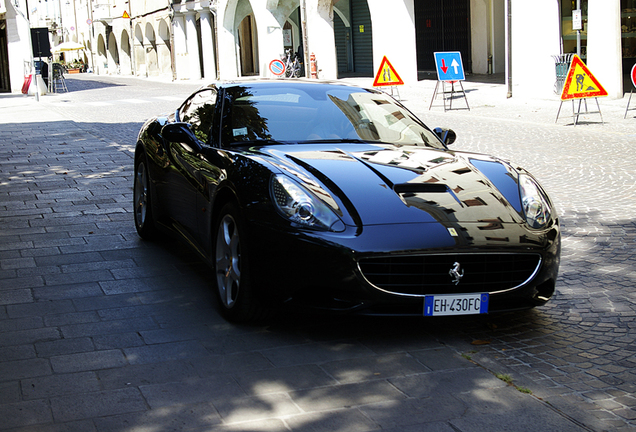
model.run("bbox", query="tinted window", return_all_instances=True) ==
[179,88,217,144]
[224,83,443,148]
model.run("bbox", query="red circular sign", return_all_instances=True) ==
[269,59,286,76]
[631,64,636,88]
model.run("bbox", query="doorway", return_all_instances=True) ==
[238,14,258,76]
[0,20,10,92]
[414,0,472,77]
[334,0,373,77]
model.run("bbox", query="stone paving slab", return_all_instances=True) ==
[2,74,635,431]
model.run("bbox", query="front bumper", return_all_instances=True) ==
[245,219,560,316]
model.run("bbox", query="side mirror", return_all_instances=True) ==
[433,127,457,146]
[161,122,203,152]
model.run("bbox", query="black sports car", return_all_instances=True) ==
[133,80,560,322]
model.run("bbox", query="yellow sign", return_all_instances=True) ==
[373,56,404,87]
[123,11,130,19]
[561,55,608,100]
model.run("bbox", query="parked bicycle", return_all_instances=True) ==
[282,49,302,78]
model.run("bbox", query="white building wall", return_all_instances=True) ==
[509,0,561,99]
[217,0,418,83]
[217,0,240,78]
[304,0,337,79]
[367,0,417,84]
[587,0,622,98]
[471,0,489,74]
[5,0,33,93]
[492,0,505,74]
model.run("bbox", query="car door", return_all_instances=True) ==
[162,88,218,241]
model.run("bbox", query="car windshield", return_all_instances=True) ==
[225,83,444,148]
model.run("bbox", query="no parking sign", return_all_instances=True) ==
[269,59,285,77]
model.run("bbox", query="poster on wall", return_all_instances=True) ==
[283,29,292,48]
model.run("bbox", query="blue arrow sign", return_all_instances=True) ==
[434,52,465,81]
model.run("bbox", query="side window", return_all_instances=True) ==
[179,88,217,144]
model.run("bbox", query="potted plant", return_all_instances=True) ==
[67,61,81,74]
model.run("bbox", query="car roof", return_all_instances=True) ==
[202,79,371,92]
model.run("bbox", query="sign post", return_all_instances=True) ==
[430,52,469,111]
[625,64,636,119]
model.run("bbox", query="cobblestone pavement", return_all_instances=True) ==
[1,73,635,431]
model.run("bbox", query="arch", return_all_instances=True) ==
[283,6,301,53]
[108,31,120,73]
[145,22,159,76]
[157,18,172,78]
[238,13,258,76]
[333,0,373,77]
[134,23,146,76]
[158,19,170,44]
[96,33,107,75]
[134,23,144,45]
[120,29,132,75]
[220,0,289,78]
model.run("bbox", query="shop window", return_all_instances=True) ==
[623,0,636,71]
[561,0,588,58]
[560,0,636,73]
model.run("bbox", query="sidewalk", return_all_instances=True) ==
[343,74,635,132]
[1,74,634,431]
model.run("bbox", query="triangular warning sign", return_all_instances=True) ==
[561,55,608,101]
[123,11,130,19]
[373,56,404,87]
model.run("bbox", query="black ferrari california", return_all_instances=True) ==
[133,80,560,322]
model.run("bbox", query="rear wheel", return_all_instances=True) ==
[213,202,268,322]
[133,153,158,240]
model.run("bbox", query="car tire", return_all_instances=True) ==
[213,202,268,322]
[133,152,158,240]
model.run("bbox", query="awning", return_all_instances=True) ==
[52,41,85,52]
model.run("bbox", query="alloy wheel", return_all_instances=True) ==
[215,213,241,309]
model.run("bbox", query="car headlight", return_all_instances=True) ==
[519,174,552,229]
[271,174,345,232]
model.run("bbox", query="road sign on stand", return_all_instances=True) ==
[433,52,465,82]
[373,57,404,87]
[373,56,404,99]
[556,55,607,126]
[430,52,469,111]
[560,55,608,100]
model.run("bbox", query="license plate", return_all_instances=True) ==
[424,293,489,316]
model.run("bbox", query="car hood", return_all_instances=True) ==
[260,144,524,226]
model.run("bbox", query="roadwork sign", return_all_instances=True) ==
[434,52,465,81]
[561,55,608,101]
[373,56,404,87]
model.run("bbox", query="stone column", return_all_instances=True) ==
[185,10,202,80]
[587,0,623,98]
[199,10,217,80]
[172,13,188,80]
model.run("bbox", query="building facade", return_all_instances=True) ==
[1,0,632,99]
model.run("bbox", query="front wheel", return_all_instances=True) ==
[213,202,267,322]
[133,153,158,240]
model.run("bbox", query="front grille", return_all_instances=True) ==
[358,253,541,296]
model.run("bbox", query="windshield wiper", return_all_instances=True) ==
[297,138,371,144]
[229,139,288,146]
